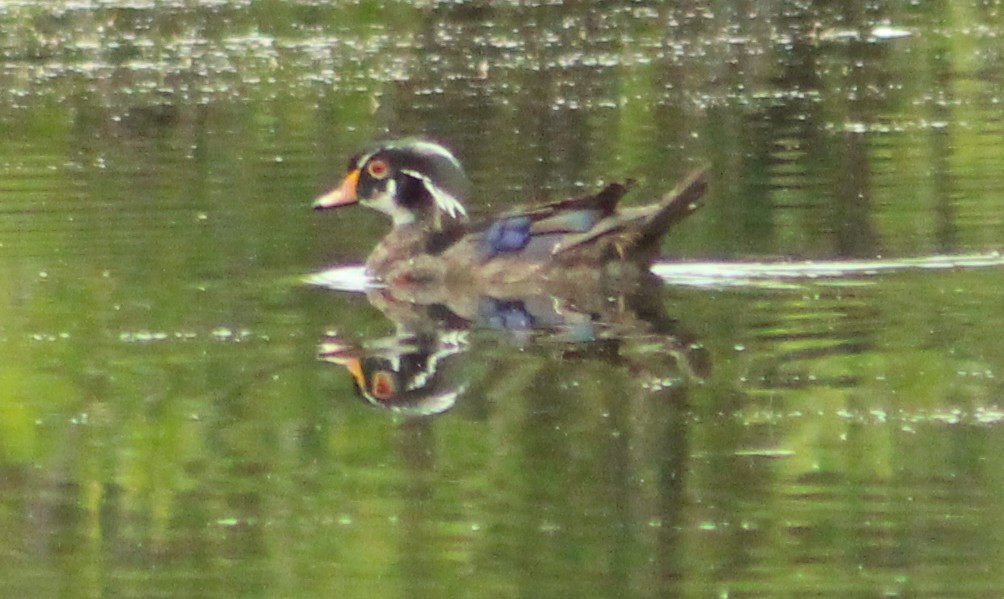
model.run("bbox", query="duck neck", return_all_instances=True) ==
[365,223,431,278]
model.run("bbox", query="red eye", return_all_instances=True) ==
[367,159,389,179]
[370,371,397,400]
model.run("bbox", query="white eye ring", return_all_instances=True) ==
[367,159,390,179]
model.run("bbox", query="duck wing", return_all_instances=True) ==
[552,168,708,262]
[473,169,707,265]
[473,182,632,260]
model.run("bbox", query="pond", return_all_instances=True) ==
[2,1,1004,597]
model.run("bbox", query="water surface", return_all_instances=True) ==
[2,1,1004,597]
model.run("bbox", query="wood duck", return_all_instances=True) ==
[314,138,708,288]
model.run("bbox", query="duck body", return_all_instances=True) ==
[314,139,707,291]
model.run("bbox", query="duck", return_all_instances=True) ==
[313,138,707,289]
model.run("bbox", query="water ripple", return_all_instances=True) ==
[653,252,1004,289]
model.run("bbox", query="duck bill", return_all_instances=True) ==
[319,345,367,390]
[313,169,360,210]
[336,356,367,392]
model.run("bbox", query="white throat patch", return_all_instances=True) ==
[361,179,417,226]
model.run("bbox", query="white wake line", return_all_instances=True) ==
[305,252,1004,293]
[303,265,371,292]
[653,252,1004,288]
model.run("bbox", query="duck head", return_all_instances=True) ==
[314,139,471,228]
[318,331,468,417]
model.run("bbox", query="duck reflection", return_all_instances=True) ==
[316,274,709,416]
[319,330,468,417]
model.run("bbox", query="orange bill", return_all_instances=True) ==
[324,352,366,390]
[342,357,366,392]
[313,169,360,209]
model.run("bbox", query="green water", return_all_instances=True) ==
[2,1,1004,597]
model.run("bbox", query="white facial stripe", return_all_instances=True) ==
[360,179,416,226]
[362,141,463,173]
[355,149,379,169]
[405,140,465,171]
[400,168,467,218]
[406,334,467,391]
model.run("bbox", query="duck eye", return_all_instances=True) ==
[370,371,397,400]
[366,159,390,179]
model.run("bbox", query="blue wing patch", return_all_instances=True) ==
[478,297,535,330]
[482,215,532,258]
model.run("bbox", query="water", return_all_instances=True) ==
[2,1,1004,597]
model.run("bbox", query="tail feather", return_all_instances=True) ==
[634,167,709,251]
[551,167,708,264]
